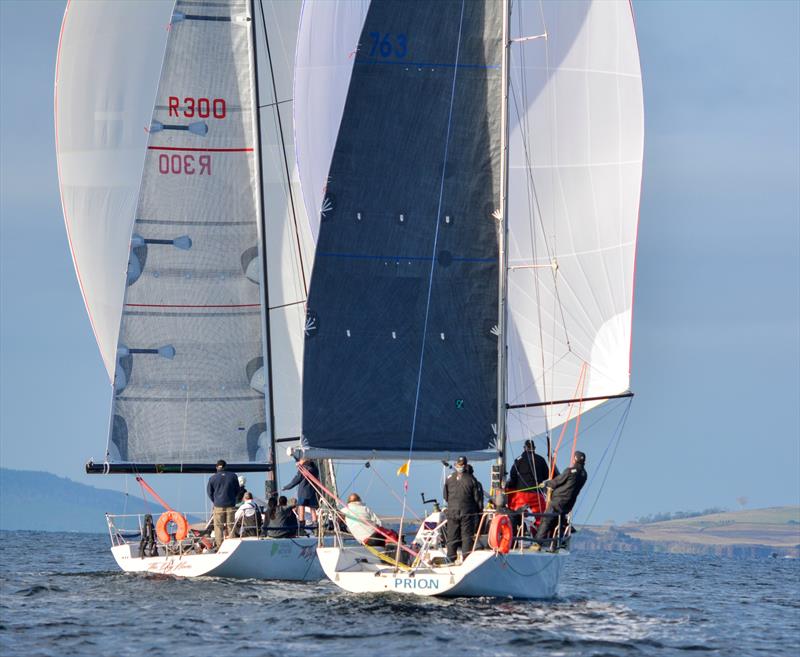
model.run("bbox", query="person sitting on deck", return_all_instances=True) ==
[231,492,262,538]
[534,451,588,551]
[341,493,386,547]
[266,495,299,538]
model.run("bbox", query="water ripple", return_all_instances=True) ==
[1,531,798,657]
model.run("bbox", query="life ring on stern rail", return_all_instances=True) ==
[488,514,512,554]
[156,511,189,543]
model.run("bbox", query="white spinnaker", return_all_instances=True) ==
[294,0,370,238]
[55,0,175,380]
[506,0,643,439]
[255,0,315,453]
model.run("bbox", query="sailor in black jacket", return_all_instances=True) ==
[534,451,588,550]
[508,439,558,493]
[443,456,484,562]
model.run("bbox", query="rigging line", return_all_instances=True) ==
[509,82,571,355]
[513,0,551,437]
[258,0,307,295]
[268,299,306,311]
[406,0,467,464]
[178,381,191,505]
[570,362,589,459]
[505,351,571,406]
[576,398,632,523]
[250,0,279,487]
[369,464,423,521]
[548,363,587,477]
[258,98,292,110]
[297,464,418,559]
[511,396,625,438]
[339,463,367,496]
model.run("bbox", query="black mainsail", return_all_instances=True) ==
[302,0,503,457]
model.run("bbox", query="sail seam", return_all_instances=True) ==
[147,146,253,152]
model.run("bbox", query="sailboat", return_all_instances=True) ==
[55,0,325,579]
[290,0,643,598]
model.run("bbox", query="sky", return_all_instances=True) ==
[0,0,798,525]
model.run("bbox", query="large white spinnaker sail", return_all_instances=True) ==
[55,0,174,380]
[505,0,643,439]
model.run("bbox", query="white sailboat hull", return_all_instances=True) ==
[112,537,323,580]
[317,546,566,599]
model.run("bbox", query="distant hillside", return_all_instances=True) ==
[0,468,151,533]
[575,506,800,558]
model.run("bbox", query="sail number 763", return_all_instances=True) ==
[368,32,408,59]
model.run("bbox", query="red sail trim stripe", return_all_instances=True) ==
[126,303,260,308]
[147,146,253,152]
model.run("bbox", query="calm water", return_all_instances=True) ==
[1,531,798,657]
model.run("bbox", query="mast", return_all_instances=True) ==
[248,0,279,496]
[496,0,511,483]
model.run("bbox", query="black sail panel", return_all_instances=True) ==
[302,0,502,456]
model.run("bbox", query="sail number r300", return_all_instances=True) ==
[168,96,226,119]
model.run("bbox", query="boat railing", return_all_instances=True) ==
[105,512,210,548]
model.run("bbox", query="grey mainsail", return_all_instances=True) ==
[302,0,503,457]
[110,0,268,465]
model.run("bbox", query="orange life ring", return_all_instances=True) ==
[156,511,189,543]
[488,514,512,554]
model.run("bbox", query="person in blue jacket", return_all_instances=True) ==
[282,458,319,529]
[207,459,241,547]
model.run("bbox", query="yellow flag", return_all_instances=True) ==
[396,460,410,477]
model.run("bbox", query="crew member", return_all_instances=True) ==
[266,496,299,538]
[341,493,385,547]
[507,439,558,537]
[282,458,320,529]
[534,451,588,550]
[207,459,241,547]
[231,491,262,537]
[443,456,484,563]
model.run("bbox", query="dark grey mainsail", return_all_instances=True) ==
[302,0,503,457]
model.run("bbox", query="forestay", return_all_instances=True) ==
[299,0,504,458]
[253,0,315,452]
[109,0,268,464]
[504,0,644,439]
